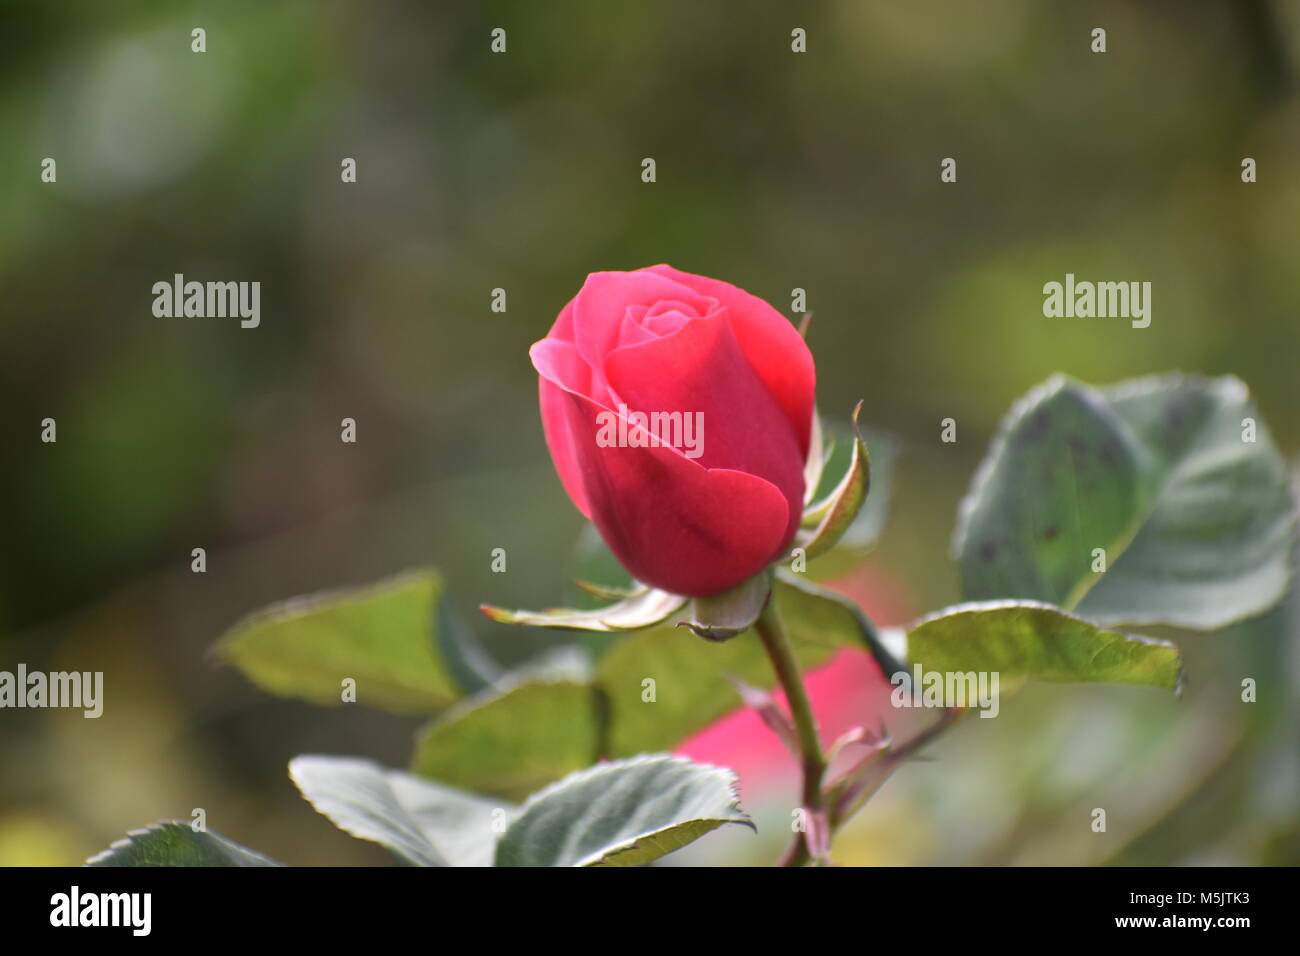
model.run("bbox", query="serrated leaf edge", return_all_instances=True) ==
[500,754,754,867]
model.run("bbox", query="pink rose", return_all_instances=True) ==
[530,265,816,596]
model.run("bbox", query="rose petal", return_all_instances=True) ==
[572,270,719,367]
[603,313,805,549]
[641,307,697,337]
[536,373,792,596]
[616,311,657,349]
[532,338,598,518]
[645,264,816,456]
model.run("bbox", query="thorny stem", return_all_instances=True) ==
[754,599,827,867]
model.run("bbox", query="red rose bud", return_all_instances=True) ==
[530,265,815,596]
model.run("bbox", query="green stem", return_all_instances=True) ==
[755,598,827,867]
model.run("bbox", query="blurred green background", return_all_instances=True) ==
[1,0,1297,866]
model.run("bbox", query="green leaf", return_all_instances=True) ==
[494,755,752,867]
[436,596,503,696]
[87,823,281,867]
[1081,375,1295,628]
[955,374,1294,630]
[411,664,600,800]
[955,377,1145,610]
[290,755,512,866]
[215,569,461,714]
[907,600,1183,692]
[776,571,908,677]
[597,623,786,757]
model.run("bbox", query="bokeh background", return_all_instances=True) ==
[1,0,1297,866]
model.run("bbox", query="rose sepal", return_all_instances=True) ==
[795,401,870,558]
[479,587,685,632]
[677,569,773,641]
